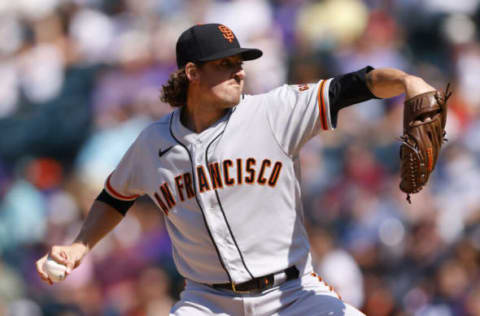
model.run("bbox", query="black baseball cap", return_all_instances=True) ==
[176,23,263,68]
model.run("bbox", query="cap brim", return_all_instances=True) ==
[197,47,263,63]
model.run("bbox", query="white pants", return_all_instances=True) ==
[170,273,366,316]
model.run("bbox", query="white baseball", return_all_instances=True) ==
[43,257,68,282]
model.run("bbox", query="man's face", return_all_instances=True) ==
[196,55,245,108]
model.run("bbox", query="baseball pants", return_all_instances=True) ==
[170,272,366,316]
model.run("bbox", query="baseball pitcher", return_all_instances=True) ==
[36,24,449,315]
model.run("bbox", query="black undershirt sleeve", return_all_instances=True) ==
[96,189,135,216]
[329,66,380,128]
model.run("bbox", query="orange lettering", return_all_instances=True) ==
[197,166,211,193]
[268,162,282,187]
[183,172,195,199]
[223,160,234,186]
[160,182,176,208]
[154,192,169,215]
[245,158,256,184]
[208,162,224,190]
[257,159,271,185]
[175,175,185,202]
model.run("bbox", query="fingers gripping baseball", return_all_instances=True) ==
[36,244,86,285]
[36,254,53,285]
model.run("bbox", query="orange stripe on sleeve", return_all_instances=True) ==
[106,174,140,200]
[317,80,328,130]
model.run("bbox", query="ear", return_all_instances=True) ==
[185,62,200,82]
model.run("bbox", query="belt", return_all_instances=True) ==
[212,266,299,293]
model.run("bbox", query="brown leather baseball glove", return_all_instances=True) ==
[399,84,452,203]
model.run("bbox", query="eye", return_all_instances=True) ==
[217,59,242,70]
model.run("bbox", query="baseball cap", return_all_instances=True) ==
[176,23,263,68]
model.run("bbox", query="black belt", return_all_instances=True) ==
[212,266,299,293]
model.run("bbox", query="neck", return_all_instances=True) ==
[181,94,229,133]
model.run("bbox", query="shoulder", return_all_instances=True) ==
[234,85,296,116]
[255,83,322,101]
[237,85,289,108]
[233,93,267,118]
[243,84,291,100]
[136,111,175,143]
[238,83,321,111]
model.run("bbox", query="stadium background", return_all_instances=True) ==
[0,0,480,315]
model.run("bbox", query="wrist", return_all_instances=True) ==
[402,74,421,87]
[403,75,435,99]
[71,242,90,257]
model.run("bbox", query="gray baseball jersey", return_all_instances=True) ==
[104,79,335,284]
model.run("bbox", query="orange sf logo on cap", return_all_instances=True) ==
[218,25,235,43]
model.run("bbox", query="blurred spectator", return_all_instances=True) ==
[310,227,365,308]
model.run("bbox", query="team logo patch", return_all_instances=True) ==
[297,84,309,92]
[218,25,235,43]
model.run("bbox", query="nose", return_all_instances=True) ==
[234,66,245,81]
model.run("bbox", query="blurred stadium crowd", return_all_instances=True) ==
[1,0,480,315]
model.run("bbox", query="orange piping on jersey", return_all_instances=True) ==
[106,174,139,200]
[317,80,328,131]
[311,272,342,300]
